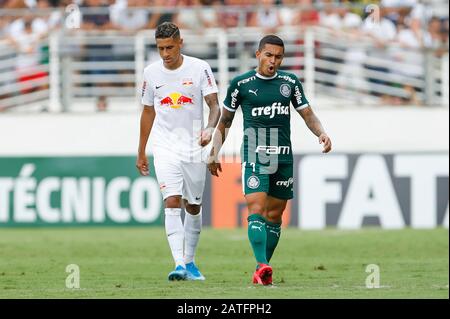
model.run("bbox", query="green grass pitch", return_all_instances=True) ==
[0,227,448,298]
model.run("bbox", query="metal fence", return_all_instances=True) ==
[0,26,448,111]
[0,37,50,110]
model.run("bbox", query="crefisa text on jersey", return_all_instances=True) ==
[177,303,272,316]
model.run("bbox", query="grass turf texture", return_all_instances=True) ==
[0,227,448,298]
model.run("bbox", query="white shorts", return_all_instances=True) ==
[153,156,206,205]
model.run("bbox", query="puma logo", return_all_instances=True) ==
[269,230,280,238]
[251,225,263,231]
[249,89,258,96]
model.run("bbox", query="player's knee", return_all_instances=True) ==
[165,196,182,208]
[266,210,283,224]
[185,204,201,215]
[248,204,266,215]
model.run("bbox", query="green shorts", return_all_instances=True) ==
[242,161,294,200]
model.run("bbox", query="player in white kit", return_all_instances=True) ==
[136,22,220,281]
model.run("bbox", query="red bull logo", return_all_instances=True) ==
[160,92,194,109]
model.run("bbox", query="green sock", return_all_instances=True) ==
[247,214,268,266]
[265,220,282,262]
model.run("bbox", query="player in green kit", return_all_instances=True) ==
[207,35,332,285]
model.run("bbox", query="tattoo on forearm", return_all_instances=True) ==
[220,113,234,128]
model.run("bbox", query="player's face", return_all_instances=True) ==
[256,44,284,77]
[156,37,183,70]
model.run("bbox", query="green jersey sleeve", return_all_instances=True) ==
[223,78,242,112]
[291,75,310,110]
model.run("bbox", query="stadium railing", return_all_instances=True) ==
[0,7,448,111]
[0,37,50,110]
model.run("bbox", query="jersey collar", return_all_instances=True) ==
[161,54,186,74]
[255,71,278,80]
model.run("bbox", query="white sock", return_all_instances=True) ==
[184,209,202,264]
[165,208,185,268]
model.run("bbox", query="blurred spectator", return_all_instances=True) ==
[334,7,366,93]
[361,7,396,48]
[0,15,12,39]
[3,0,29,8]
[80,0,116,110]
[338,0,378,18]
[292,0,319,27]
[110,0,150,31]
[7,14,49,94]
[217,0,242,29]
[319,0,341,29]
[247,0,282,34]
[108,0,147,92]
[315,0,343,88]
[423,17,449,57]
[381,0,416,25]
[409,0,434,31]
[36,0,63,31]
[81,0,115,30]
[173,0,218,57]
[34,0,62,70]
[148,0,179,29]
[279,0,298,26]
[199,0,219,28]
[7,11,48,37]
[340,7,363,32]
[361,7,397,103]
[285,0,319,75]
[392,19,423,105]
[318,0,363,34]
[198,0,220,28]
[174,0,218,31]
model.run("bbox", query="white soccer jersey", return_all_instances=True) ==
[141,55,218,162]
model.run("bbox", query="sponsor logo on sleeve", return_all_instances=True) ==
[204,70,213,87]
[142,81,147,97]
[230,89,239,109]
[294,85,303,105]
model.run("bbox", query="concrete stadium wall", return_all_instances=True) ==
[0,106,448,155]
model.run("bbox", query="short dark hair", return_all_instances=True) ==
[258,35,284,52]
[155,22,180,39]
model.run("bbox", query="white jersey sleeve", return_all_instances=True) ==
[141,69,154,106]
[199,62,218,97]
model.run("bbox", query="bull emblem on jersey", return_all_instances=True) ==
[160,92,194,109]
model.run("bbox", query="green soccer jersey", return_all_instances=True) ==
[223,70,310,164]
